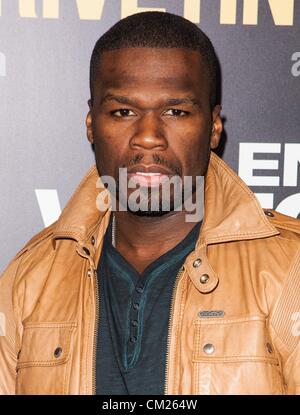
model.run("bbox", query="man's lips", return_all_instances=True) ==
[126,164,175,187]
[126,164,174,175]
[127,172,171,187]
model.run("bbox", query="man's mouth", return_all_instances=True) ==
[126,164,176,187]
[127,172,171,187]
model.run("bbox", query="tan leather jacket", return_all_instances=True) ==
[1,152,300,395]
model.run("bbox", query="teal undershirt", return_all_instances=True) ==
[96,216,201,395]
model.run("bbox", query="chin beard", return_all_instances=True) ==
[123,192,180,216]
[116,185,195,216]
[129,209,170,217]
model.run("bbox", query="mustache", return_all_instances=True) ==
[120,153,181,176]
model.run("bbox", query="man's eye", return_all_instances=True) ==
[163,109,188,117]
[111,109,136,117]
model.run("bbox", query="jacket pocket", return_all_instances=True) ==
[192,316,284,395]
[16,322,77,395]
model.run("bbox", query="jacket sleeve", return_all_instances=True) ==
[270,249,300,394]
[0,255,23,395]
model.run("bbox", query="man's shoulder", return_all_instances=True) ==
[1,222,58,281]
[0,222,57,299]
[14,221,57,260]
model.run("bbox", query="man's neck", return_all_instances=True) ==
[112,210,200,274]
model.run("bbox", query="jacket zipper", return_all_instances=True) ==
[164,265,185,395]
[92,268,99,395]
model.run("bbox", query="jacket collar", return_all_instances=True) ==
[52,152,279,247]
[52,166,109,247]
[198,152,279,245]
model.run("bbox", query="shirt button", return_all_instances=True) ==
[130,336,137,343]
[203,343,215,354]
[131,320,138,327]
[133,303,140,310]
[135,286,144,293]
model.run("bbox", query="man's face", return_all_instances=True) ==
[86,47,222,215]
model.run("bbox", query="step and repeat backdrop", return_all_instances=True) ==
[0,0,299,272]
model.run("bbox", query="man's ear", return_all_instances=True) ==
[210,104,223,149]
[86,99,94,144]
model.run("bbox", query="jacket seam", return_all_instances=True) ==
[192,357,279,363]
[15,225,56,258]
[22,323,77,329]
[269,249,300,355]
[11,253,27,356]
[193,315,266,325]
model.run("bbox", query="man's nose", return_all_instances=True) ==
[129,113,168,151]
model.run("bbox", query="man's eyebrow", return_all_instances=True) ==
[166,97,200,106]
[100,94,200,107]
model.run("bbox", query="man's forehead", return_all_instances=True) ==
[90,48,211,107]
[98,74,199,90]
[98,47,206,74]
[99,46,204,59]
[96,48,208,88]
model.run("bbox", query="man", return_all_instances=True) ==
[0,11,299,395]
